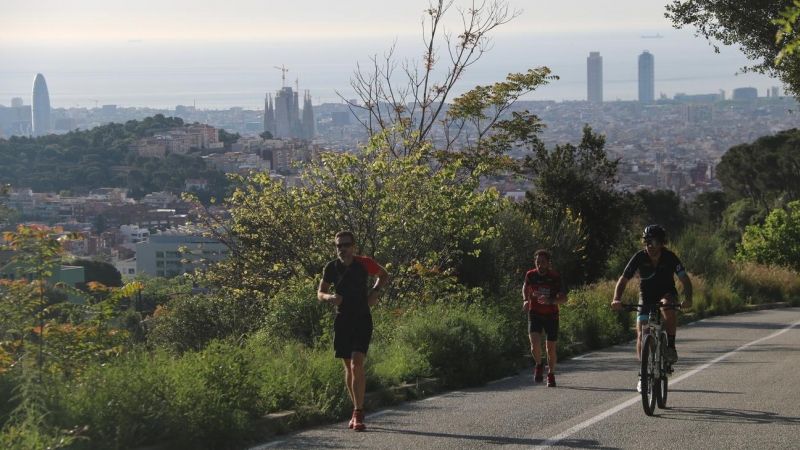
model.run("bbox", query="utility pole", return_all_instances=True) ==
[274,64,289,88]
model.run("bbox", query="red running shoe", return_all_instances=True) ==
[547,373,556,387]
[353,409,366,432]
[534,364,544,383]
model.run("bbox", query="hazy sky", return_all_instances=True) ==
[5,0,676,42]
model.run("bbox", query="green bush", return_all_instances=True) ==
[674,227,732,279]
[559,281,632,353]
[146,292,268,353]
[57,349,173,449]
[262,277,333,347]
[395,305,517,389]
[368,338,433,388]
[164,341,263,449]
[244,330,350,419]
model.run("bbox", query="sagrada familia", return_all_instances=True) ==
[264,86,315,140]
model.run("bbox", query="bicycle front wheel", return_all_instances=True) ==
[640,333,659,416]
[657,333,669,409]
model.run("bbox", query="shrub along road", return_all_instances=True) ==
[250,307,800,449]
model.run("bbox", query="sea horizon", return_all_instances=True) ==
[0,29,784,110]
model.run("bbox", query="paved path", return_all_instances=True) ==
[251,308,800,449]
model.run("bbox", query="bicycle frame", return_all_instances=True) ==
[621,303,677,416]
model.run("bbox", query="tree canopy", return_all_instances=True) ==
[0,115,231,203]
[520,125,639,282]
[736,200,800,269]
[715,127,800,209]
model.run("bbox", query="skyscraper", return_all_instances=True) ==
[638,51,655,103]
[31,73,52,136]
[587,52,603,103]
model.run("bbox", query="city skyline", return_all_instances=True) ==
[1,1,784,110]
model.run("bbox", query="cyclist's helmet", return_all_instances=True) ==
[642,224,667,241]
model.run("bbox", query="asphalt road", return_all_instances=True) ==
[251,308,800,450]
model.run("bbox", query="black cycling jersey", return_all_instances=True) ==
[622,248,687,304]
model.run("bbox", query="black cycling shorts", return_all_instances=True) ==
[637,292,679,321]
[528,315,559,341]
[333,313,373,359]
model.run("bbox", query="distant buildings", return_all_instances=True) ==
[638,51,655,103]
[587,52,603,103]
[127,125,219,158]
[264,86,315,139]
[732,87,758,100]
[136,232,228,278]
[31,73,52,136]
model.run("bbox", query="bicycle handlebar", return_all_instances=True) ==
[616,303,682,312]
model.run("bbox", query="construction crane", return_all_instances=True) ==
[274,65,289,87]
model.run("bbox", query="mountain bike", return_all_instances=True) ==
[621,303,680,416]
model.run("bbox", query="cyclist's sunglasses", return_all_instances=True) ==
[643,239,660,246]
[336,242,354,249]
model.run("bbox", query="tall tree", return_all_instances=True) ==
[736,200,800,270]
[636,189,688,236]
[715,128,800,209]
[342,0,556,162]
[521,125,639,282]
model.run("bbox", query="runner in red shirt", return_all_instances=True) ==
[522,249,567,387]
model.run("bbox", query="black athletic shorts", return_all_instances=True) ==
[528,315,559,341]
[333,313,373,358]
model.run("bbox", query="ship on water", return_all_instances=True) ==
[641,33,664,39]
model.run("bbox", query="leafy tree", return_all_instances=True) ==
[217,129,240,145]
[520,125,640,282]
[635,189,688,236]
[460,204,587,293]
[0,117,233,203]
[342,0,556,161]
[715,128,800,209]
[720,198,767,250]
[191,137,501,307]
[259,131,273,140]
[736,200,800,269]
[665,0,800,98]
[774,1,800,64]
[0,184,19,225]
[67,259,123,288]
[687,190,729,231]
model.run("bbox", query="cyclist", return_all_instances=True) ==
[611,225,692,390]
[318,230,390,432]
[522,249,567,387]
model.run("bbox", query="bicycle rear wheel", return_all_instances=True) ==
[657,333,669,409]
[640,334,659,416]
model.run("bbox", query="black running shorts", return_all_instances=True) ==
[333,313,374,358]
[528,315,559,341]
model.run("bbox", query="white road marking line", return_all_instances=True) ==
[571,352,596,360]
[249,440,285,449]
[531,319,800,449]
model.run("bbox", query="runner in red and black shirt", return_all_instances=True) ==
[318,231,389,432]
[522,249,567,387]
